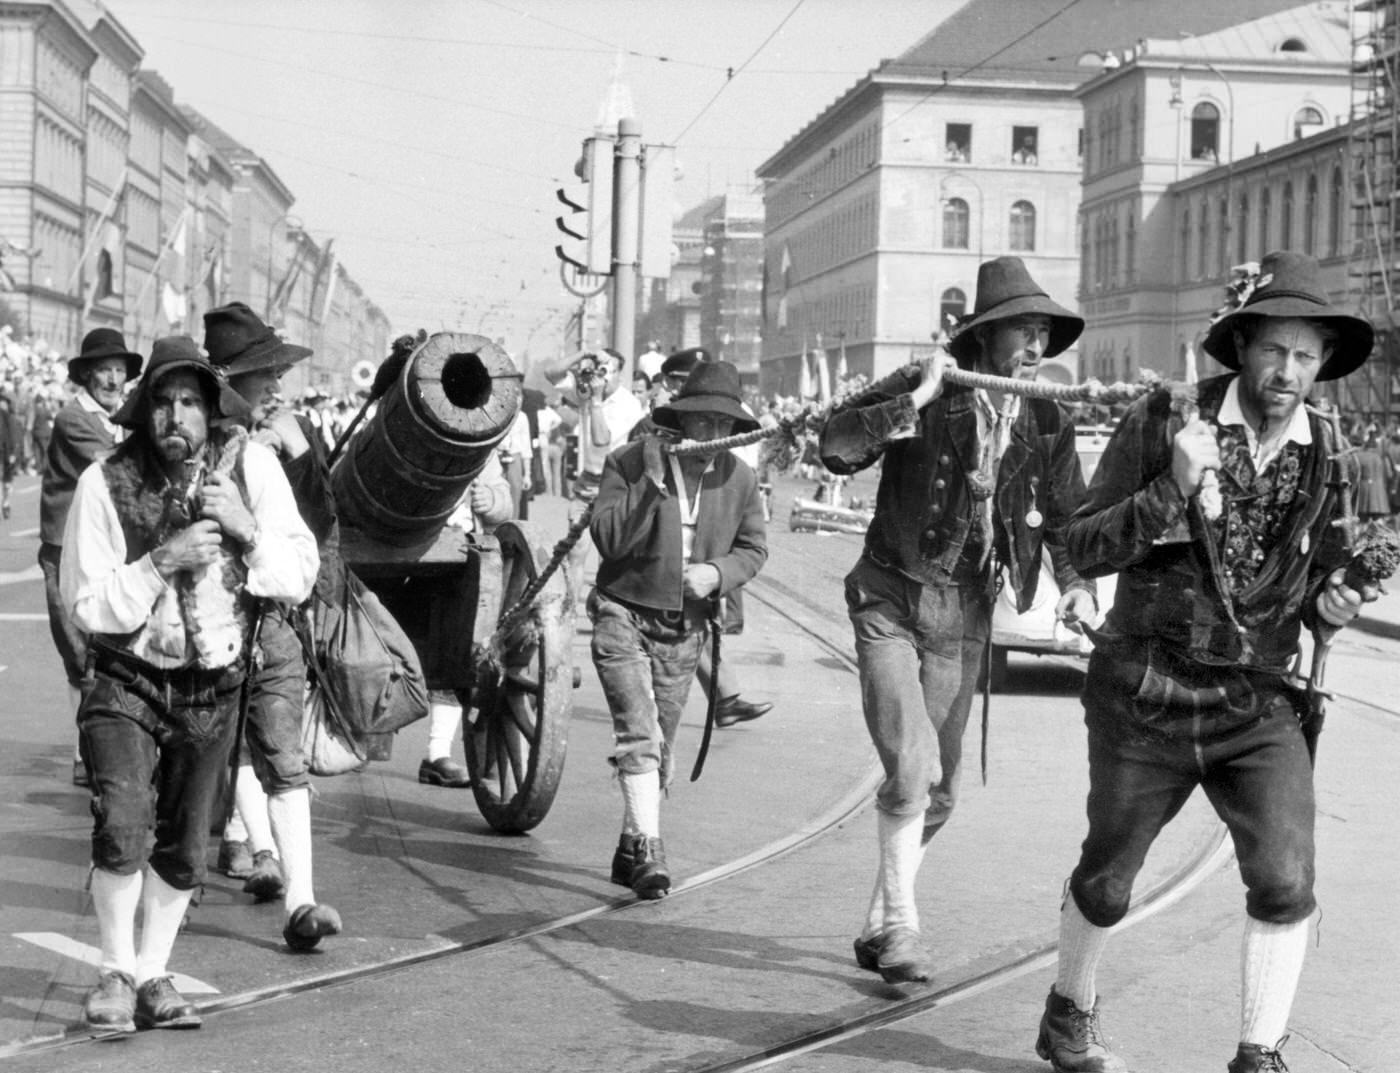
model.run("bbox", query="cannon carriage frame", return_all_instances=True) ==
[330,332,576,833]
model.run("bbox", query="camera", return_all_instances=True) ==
[574,355,602,399]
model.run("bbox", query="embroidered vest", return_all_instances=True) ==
[99,426,253,669]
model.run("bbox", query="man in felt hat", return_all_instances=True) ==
[61,336,318,1033]
[820,256,1097,985]
[202,301,344,950]
[589,360,767,899]
[1034,251,1380,1073]
[39,328,144,785]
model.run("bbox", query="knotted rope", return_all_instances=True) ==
[488,365,1170,641]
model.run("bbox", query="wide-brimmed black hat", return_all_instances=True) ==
[660,347,709,379]
[947,256,1084,366]
[203,301,312,377]
[68,328,143,383]
[112,335,252,430]
[1202,251,1374,381]
[652,360,758,434]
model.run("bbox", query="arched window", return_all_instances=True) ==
[1303,174,1318,254]
[939,287,967,335]
[1281,181,1294,249]
[1180,206,1192,279]
[943,197,970,249]
[1294,106,1325,140]
[1328,166,1343,256]
[1237,192,1250,264]
[1009,200,1036,251]
[1191,102,1220,161]
[1125,211,1137,284]
[95,249,114,299]
[1109,215,1120,284]
[1259,186,1272,254]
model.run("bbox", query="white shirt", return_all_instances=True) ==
[1217,377,1312,473]
[61,439,319,668]
[579,386,645,478]
[75,387,123,444]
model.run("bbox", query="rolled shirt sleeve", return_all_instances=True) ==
[241,440,318,605]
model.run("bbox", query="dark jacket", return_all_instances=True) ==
[819,366,1092,611]
[591,441,767,614]
[41,399,116,546]
[1068,374,1352,673]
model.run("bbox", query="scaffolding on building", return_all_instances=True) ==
[1346,0,1400,423]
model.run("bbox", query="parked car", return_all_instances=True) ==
[985,425,1117,691]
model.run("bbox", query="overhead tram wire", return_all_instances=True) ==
[669,0,810,146]
[142,31,582,134]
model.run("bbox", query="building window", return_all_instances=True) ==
[1237,192,1250,265]
[1197,199,1209,278]
[943,197,970,249]
[945,123,971,162]
[1294,106,1325,140]
[1217,195,1229,277]
[95,249,114,299]
[1125,211,1136,284]
[1191,103,1220,162]
[1281,180,1294,249]
[1304,174,1318,254]
[1009,200,1036,251]
[1180,206,1191,279]
[1259,186,1272,254]
[939,287,967,336]
[1012,125,1039,165]
[1328,166,1343,256]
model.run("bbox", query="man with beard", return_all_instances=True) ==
[39,329,142,785]
[820,256,1096,984]
[589,360,767,899]
[62,336,317,1032]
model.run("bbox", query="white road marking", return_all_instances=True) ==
[14,933,220,994]
[0,566,42,586]
[0,613,46,621]
[7,526,38,537]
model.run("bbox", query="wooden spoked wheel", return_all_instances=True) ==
[466,520,574,833]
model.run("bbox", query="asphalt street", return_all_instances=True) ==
[0,468,1396,1072]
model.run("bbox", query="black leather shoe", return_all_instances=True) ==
[84,970,136,1033]
[418,757,471,787]
[714,697,772,727]
[1035,986,1127,1072]
[134,976,201,1030]
[242,850,286,901]
[1228,1038,1290,1073]
[613,833,670,899]
[853,934,881,973]
[283,903,343,952]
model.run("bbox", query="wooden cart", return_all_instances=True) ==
[330,332,575,833]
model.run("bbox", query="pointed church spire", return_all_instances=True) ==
[595,50,635,134]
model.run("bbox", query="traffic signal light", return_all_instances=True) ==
[554,136,613,277]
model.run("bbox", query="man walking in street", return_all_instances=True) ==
[1033,251,1380,1073]
[40,329,142,786]
[589,360,767,899]
[820,256,1096,984]
[204,301,344,950]
[62,337,317,1032]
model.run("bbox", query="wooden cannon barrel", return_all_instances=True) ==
[331,331,522,547]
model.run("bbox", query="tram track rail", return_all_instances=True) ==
[3,535,1243,1067]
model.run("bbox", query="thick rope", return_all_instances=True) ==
[490,365,1172,635]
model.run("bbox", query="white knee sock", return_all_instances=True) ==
[1240,916,1309,1047]
[427,701,461,761]
[234,764,276,856]
[1055,895,1113,1010]
[877,811,924,933]
[268,787,316,914]
[90,869,142,977]
[224,810,249,844]
[135,869,194,985]
[619,771,661,838]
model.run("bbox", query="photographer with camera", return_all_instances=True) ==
[543,348,646,601]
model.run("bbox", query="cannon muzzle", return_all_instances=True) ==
[331,331,521,547]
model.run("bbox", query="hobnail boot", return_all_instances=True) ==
[1034,986,1127,1072]
[242,850,286,901]
[1228,1037,1291,1073]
